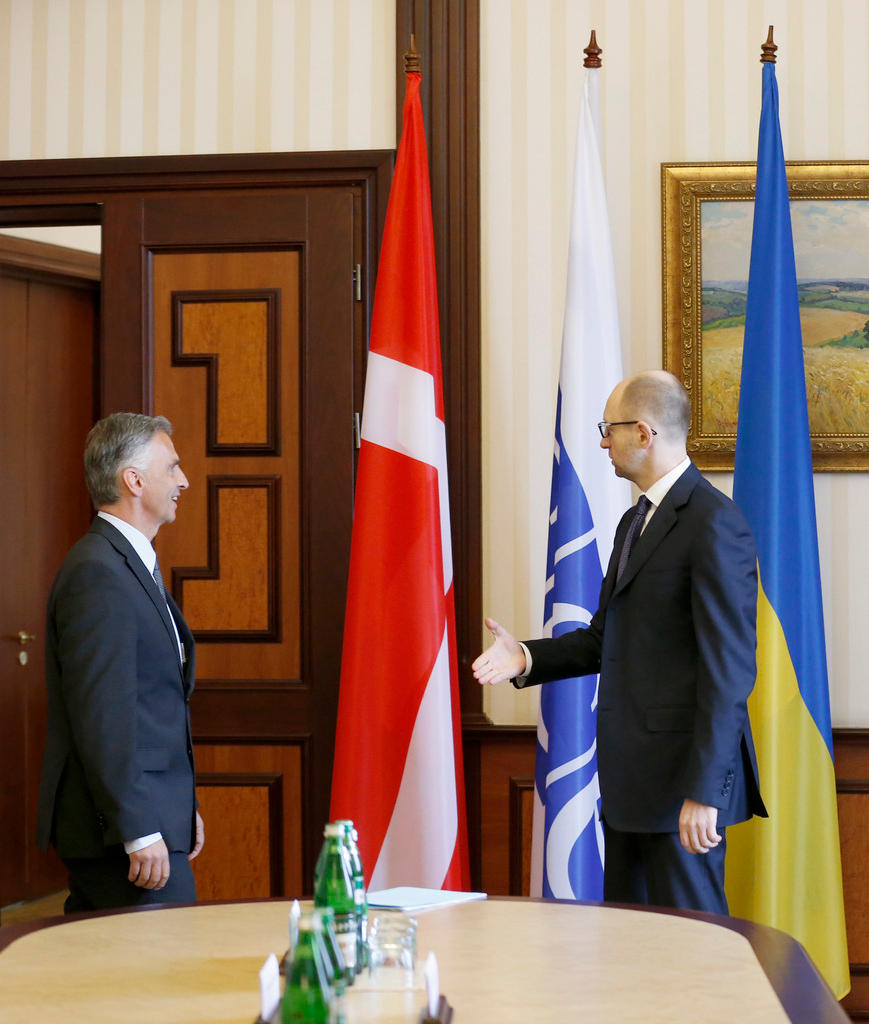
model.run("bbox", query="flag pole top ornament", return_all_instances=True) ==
[583,30,601,68]
[760,25,777,63]
[404,33,422,74]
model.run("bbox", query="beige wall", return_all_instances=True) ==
[0,0,396,158]
[1,0,867,726]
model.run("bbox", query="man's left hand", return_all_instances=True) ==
[678,799,721,854]
[188,811,205,861]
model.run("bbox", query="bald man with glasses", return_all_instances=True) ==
[474,370,766,915]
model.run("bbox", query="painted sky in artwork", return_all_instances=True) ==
[702,199,869,283]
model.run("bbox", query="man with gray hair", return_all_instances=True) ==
[474,371,766,915]
[37,412,204,911]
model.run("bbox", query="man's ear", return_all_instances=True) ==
[120,466,143,498]
[637,420,656,447]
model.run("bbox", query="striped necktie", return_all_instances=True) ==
[616,494,652,582]
[152,558,167,602]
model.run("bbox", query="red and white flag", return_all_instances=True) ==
[330,68,469,891]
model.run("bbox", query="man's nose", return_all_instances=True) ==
[179,471,189,490]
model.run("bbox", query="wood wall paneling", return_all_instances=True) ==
[192,744,304,901]
[509,775,535,898]
[464,726,535,895]
[0,232,99,282]
[835,730,869,1019]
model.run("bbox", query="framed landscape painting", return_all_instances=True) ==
[662,161,869,470]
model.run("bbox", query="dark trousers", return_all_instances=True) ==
[62,848,197,913]
[603,821,728,916]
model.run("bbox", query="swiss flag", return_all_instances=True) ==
[330,68,469,891]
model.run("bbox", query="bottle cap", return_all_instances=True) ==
[324,822,344,837]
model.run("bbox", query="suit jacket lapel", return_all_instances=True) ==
[611,463,700,595]
[90,518,186,683]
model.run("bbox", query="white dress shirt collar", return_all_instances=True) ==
[642,456,692,512]
[97,510,156,574]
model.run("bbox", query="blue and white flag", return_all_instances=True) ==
[531,62,630,900]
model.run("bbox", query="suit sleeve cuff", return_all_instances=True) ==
[511,642,533,688]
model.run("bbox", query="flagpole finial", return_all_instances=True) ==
[583,30,602,68]
[404,33,422,74]
[760,26,777,63]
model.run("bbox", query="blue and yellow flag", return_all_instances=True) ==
[725,56,849,998]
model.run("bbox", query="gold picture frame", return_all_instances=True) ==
[662,161,869,471]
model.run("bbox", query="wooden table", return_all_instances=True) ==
[0,897,847,1023]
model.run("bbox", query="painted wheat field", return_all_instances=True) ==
[700,200,869,437]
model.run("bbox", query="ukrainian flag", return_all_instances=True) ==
[725,54,850,998]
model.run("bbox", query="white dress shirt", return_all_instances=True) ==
[96,510,181,854]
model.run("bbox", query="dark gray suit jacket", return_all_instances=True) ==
[518,464,766,833]
[37,516,197,858]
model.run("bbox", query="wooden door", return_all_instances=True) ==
[0,251,98,906]
[106,190,363,899]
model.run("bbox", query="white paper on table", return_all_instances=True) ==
[259,952,281,1022]
[367,887,487,912]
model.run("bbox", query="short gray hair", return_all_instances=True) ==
[84,413,173,507]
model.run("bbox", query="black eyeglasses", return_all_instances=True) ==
[597,421,658,438]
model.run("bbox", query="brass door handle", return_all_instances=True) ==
[17,631,36,645]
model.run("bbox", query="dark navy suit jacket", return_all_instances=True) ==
[518,463,766,833]
[37,516,197,859]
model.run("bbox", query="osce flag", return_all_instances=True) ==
[725,53,849,998]
[531,55,630,900]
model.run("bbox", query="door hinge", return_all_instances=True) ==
[354,412,362,449]
[352,263,363,302]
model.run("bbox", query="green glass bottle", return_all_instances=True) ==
[313,822,357,979]
[314,907,347,1024]
[335,820,368,970]
[281,912,332,1024]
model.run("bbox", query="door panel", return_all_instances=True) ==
[0,267,97,906]
[152,250,301,677]
[138,191,360,898]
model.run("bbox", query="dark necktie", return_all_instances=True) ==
[153,558,185,663]
[616,494,652,582]
[152,558,167,602]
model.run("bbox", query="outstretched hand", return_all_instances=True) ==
[472,617,526,685]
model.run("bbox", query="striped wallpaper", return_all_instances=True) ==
[0,0,396,158]
[1,0,868,726]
